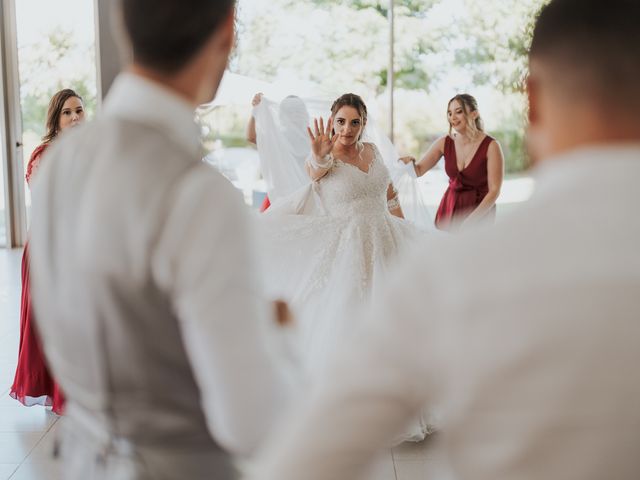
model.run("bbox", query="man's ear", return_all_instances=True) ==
[218,7,235,53]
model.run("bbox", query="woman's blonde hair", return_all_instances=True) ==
[447,93,484,138]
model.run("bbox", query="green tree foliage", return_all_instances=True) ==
[19,27,96,140]
[235,0,447,95]
[230,0,550,173]
[452,0,548,93]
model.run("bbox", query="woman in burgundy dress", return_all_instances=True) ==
[10,89,85,414]
[400,94,504,231]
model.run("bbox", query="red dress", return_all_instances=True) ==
[435,135,496,231]
[10,143,65,414]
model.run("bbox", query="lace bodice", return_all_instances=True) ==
[314,144,390,217]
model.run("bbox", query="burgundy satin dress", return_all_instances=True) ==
[10,143,65,414]
[435,135,496,231]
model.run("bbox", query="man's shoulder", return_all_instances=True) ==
[405,215,536,296]
[46,116,159,160]
[175,160,243,206]
[56,115,182,152]
[47,116,236,197]
[57,115,201,168]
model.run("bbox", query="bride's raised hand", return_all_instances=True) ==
[307,116,337,160]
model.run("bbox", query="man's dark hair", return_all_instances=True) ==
[530,0,640,100]
[120,0,235,74]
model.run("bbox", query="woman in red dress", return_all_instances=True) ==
[400,94,504,231]
[10,89,85,414]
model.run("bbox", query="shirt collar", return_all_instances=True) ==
[102,72,203,157]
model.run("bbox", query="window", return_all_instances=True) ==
[14,0,97,225]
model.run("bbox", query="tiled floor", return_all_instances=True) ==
[0,248,446,479]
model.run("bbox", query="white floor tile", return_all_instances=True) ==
[0,464,19,480]
[8,461,61,480]
[0,359,16,397]
[0,322,18,343]
[0,360,17,386]
[0,393,17,409]
[0,432,43,464]
[0,335,19,363]
[0,406,56,433]
[23,422,60,464]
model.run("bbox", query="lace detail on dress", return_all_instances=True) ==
[316,144,389,217]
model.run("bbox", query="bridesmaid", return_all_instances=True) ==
[10,89,85,414]
[400,94,504,231]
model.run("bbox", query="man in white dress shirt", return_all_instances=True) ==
[29,1,293,478]
[252,0,640,479]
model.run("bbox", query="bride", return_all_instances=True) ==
[258,93,431,441]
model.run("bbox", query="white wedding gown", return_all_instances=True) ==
[258,144,431,442]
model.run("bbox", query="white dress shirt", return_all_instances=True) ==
[30,73,294,478]
[252,145,640,480]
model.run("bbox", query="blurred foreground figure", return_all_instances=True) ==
[252,0,640,478]
[29,0,293,478]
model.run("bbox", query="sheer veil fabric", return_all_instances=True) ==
[252,96,311,202]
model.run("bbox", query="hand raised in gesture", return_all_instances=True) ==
[307,116,337,160]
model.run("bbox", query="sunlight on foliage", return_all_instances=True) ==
[226,0,550,173]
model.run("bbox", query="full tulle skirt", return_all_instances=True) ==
[258,185,432,442]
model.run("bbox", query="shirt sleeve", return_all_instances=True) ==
[252,250,441,479]
[151,164,296,457]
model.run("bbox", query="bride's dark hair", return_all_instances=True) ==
[330,93,368,139]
